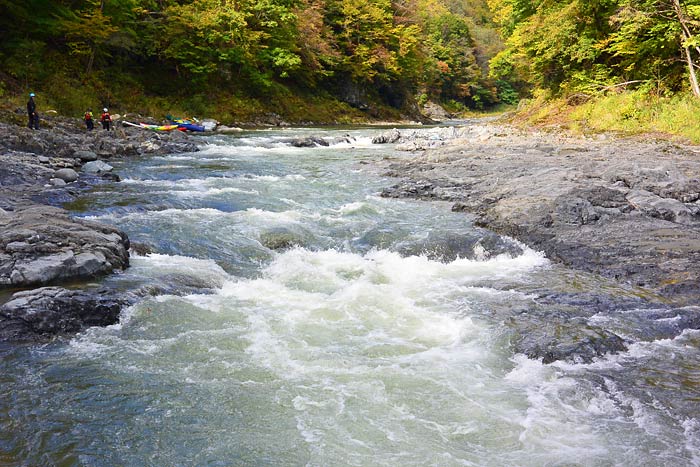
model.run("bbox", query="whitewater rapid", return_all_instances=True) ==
[1,127,698,466]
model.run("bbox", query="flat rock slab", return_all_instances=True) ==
[0,204,129,287]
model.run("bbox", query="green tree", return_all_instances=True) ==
[607,0,700,96]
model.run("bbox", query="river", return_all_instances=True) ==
[1,127,698,466]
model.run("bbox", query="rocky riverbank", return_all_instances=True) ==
[0,117,200,340]
[376,122,700,362]
[377,122,700,304]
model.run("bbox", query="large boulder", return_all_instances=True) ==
[74,150,98,162]
[0,205,130,287]
[372,129,401,144]
[0,287,129,340]
[54,168,79,183]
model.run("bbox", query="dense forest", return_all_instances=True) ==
[489,0,700,99]
[0,0,698,122]
[0,0,508,121]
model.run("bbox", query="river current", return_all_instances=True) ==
[1,127,699,466]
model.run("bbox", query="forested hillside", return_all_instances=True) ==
[488,0,700,99]
[0,0,510,121]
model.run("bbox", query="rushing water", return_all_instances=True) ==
[1,127,699,466]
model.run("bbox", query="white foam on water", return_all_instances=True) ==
[505,355,614,463]
[199,142,305,156]
[505,328,700,465]
[335,200,383,216]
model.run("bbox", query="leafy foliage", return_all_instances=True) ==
[0,0,507,114]
[489,0,700,97]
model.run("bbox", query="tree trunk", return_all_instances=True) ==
[683,44,700,97]
[672,0,700,97]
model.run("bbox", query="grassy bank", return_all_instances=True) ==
[513,90,700,144]
[0,74,406,126]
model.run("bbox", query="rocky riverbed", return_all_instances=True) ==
[0,117,199,340]
[377,122,700,306]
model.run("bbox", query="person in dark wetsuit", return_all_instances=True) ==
[27,93,39,130]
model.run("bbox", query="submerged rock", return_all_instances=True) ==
[510,316,628,364]
[259,227,312,251]
[290,136,330,148]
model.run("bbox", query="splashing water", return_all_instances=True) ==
[1,127,698,466]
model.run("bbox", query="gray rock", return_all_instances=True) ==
[82,160,113,173]
[372,129,401,144]
[379,122,700,305]
[626,189,694,224]
[511,317,627,364]
[54,168,79,183]
[554,197,600,225]
[49,178,67,186]
[0,286,130,340]
[0,205,129,287]
[421,101,452,121]
[290,136,329,148]
[74,150,98,162]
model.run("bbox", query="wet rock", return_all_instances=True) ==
[130,242,155,256]
[329,135,356,145]
[53,168,79,183]
[511,316,628,364]
[372,129,401,144]
[290,136,329,148]
[600,306,700,342]
[0,287,130,340]
[397,231,524,262]
[259,227,310,251]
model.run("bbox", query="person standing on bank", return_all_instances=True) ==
[27,93,39,130]
[84,108,94,130]
[100,108,112,130]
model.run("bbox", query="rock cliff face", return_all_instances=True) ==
[0,116,200,340]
